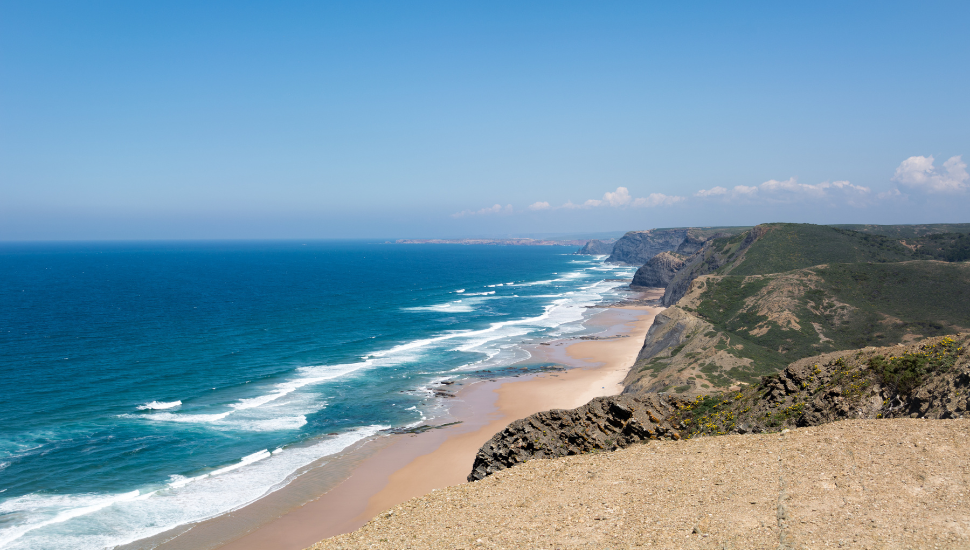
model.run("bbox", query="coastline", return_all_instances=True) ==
[141,289,664,550]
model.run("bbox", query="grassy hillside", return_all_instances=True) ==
[628,222,970,395]
[627,260,970,394]
[720,223,913,277]
[907,232,970,262]
[700,260,969,361]
[831,223,970,239]
[662,222,970,306]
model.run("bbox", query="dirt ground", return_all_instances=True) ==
[309,419,970,549]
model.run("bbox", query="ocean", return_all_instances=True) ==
[0,241,636,549]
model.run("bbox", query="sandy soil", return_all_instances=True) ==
[196,293,665,550]
[310,418,970,550]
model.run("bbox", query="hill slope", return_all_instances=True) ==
[626,261,970,393]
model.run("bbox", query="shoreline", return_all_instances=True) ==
[141,289,664,550]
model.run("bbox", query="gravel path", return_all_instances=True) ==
[308,419,970,549]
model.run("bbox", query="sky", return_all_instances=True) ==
[1,1,968,240]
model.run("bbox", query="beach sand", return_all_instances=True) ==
[140,290,663,550]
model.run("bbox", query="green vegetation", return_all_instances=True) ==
[722,223,913,277]
[869,336,962,395]
[909,232,970,262]
[637,223,970,393]
[830,223,970,239]
[687,261,970,383]
[673,335,968,438]
[816,262,970,346]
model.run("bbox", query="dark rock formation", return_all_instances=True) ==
[574,239,616,255]
[630,252,686,288]
[467,394,682,481]
[662,225,769,306]
[674,233,706,255]
[604,229,688,265]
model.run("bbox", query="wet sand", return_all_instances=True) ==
[147,290,664,550]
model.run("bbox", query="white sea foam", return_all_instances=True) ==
[137,401,182,410]
[455,289,465,293]
[405,300,477,313]
[232,416,308,432]
[135,411,233,423]
[0,426,384,550]
[510,279,554,286]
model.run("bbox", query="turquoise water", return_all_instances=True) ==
[0,241,635,549]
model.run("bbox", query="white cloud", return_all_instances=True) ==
[450,203,514,218]
[448,186,682,220]
[632,193,685,207]
[694,186,728,197]
[892,155,968,193]
[561,187,685,210]
[877,188,903,200]
[694,178,869,205]
[602,186,632,207]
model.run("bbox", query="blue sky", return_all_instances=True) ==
[1,1,968,240]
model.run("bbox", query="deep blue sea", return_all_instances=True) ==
[0,241,635,549]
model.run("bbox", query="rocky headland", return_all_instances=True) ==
[629,251,686,288]
[604,226,747,266]
[574,238,616,255]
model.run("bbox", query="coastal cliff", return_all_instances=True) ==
[467,394,680,482]
[574,238,616,255]
[606,226,749,267]
[630,251,686,288]
[604,229,687,265]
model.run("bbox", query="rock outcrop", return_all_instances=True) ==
[671,333,970,437]
[630,251,686,288]
[662,224,769,306]
[604,229,688,265]
[605,227,750,267]
[467,394,681,481]
[673,232,708,255]
[574,239,616,255]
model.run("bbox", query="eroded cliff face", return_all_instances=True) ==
[605,229,688,265]
[662,225,770,306]
[574,239,616,255]
[630,252,686,288]
[467,394,681,481]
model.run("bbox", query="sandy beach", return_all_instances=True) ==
[143,289,663,550]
